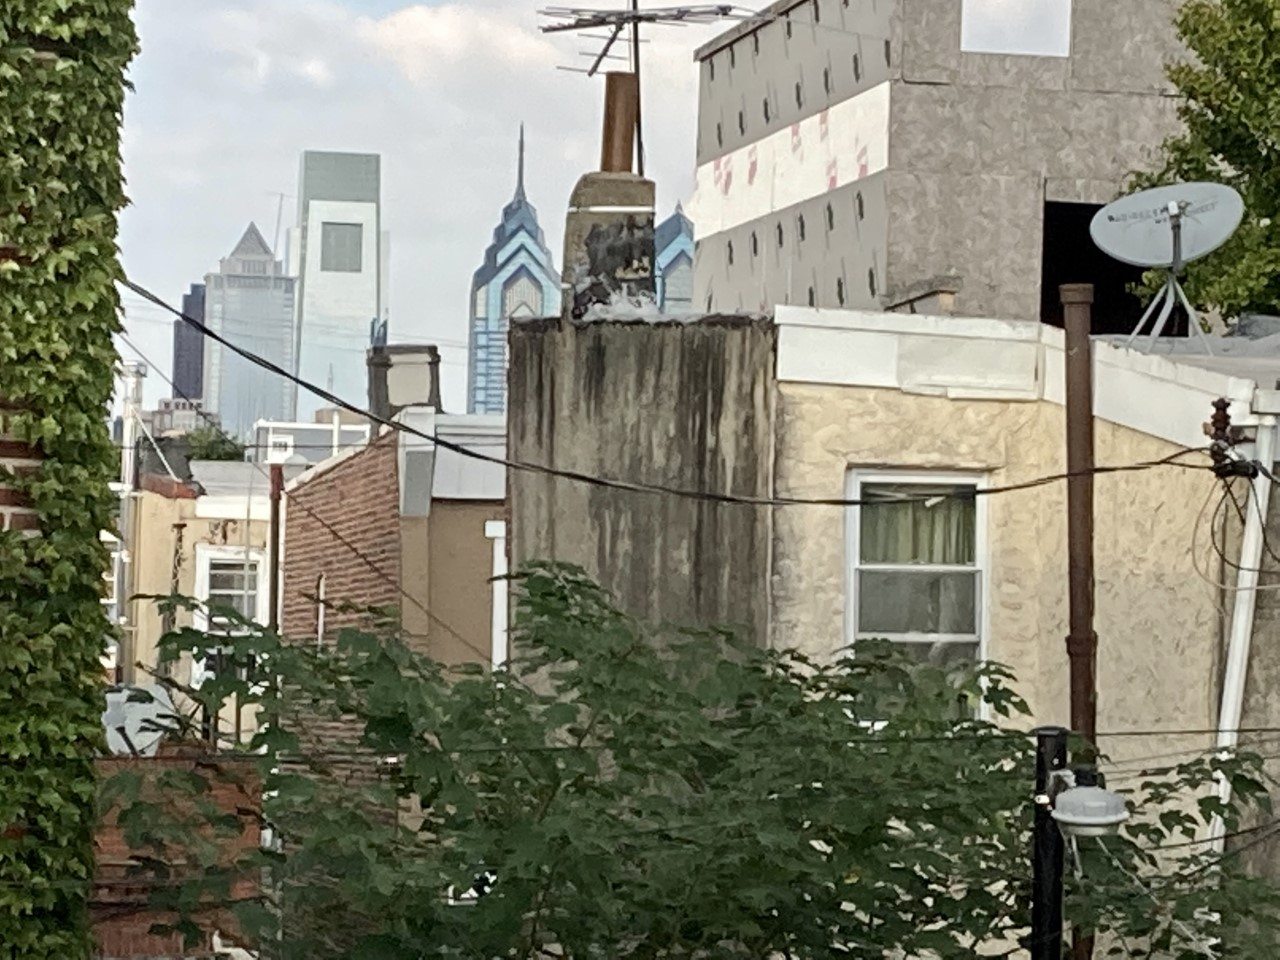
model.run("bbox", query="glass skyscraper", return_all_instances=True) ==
[467,128,560,414]
[202,224,297,438]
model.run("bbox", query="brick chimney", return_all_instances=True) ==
[562,71,656,319]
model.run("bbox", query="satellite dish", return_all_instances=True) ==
[102,684,176,757]
[1090,182,1243,269]
[1090,182,1245,355]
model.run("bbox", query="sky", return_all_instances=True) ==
[118,0,727,412]
[117,0,1059,414]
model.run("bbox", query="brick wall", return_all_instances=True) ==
[0,402,42,535]
[281,435,401,783]
[282,433,401,643]
[93,753,260,959]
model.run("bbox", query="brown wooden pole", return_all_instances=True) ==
[1062,282,1096,960]
[1062,283,1097,743]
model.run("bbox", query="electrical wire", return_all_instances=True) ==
[120,277,1216,509]
[116,331,495,667]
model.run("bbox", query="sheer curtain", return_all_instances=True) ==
[860,485,975,566]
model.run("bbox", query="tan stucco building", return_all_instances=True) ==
[511,308,1280,782]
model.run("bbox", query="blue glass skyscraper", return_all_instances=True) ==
[467,128,560,414]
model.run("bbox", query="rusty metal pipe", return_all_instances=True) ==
[601,72,638,173]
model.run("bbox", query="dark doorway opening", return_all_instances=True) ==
[1039,201,1170,335]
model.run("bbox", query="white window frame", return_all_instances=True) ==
[844,470,989,660]
[193,543,268,632]
[485,520,509,668]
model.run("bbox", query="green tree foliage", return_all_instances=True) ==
[0,2,136,956]
[185,426,246,462]
[1139,0,1280,317]
[107,566,1280,957]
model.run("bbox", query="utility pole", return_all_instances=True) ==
[118,360,146,684]
[1061,283,1097,960]
[1031,726,1069,960]
[268,462,283,633]
[1062,284,1098,745]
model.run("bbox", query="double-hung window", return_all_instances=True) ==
[848,472,985,664]
[192,544,266,688]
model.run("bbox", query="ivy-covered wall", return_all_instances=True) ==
[0,2,136,956]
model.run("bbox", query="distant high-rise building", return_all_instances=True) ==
[288,151,389,420]
[467,128,560,414]
[202,224,297,437]
[655,204,694,314]
[173,283,206,400]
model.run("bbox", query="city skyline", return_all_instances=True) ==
[116,0,724,413]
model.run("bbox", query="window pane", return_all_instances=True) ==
[320,222,363,272]
[858,569,978,635]
[860,484,976,565]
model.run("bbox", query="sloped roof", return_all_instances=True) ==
[230,222,273,259]
[656,203,693,256]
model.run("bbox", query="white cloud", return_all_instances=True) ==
[120,0,720,411]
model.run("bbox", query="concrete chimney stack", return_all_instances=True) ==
[561,71,656,319]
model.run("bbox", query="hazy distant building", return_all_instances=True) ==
[173,283,205,400]
[688,0,1180,327]
[202,224,297,438]
[655,204,694,313]
[288,151,389,420]
[467,129,560,414]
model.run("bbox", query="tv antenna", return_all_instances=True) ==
[1090,182,1244,356]
[540,4,735,176]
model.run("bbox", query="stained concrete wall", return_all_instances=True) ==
[508,317,776,645]
[771,382,1222,760]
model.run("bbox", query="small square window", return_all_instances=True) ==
[961,0,1072,58]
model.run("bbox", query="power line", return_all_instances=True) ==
[115,331,493,666]
[120,278,1216,509]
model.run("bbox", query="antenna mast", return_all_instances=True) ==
[540,4,735,175]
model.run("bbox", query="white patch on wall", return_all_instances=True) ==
[687,82,891,239]
[961,0,1072,58]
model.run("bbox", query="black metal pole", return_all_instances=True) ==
[631,0,644,176]
[1031,726,1068,960]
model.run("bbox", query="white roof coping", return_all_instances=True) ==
[774,306,1267,450]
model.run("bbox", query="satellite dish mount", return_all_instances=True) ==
[1125,199,1211,353]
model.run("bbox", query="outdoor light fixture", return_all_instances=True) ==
[1050,768,1129,838]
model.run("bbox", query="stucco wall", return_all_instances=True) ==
[771,382,1221,747]
[128,491,270,684]
[508,317,776,645]
[422,501,505,666]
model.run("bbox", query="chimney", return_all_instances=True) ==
[367,344,443,420]
[562,71,656,319]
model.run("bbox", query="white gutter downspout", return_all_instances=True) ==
[1211,415,1277,852]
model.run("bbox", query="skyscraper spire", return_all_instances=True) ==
[515,123,526,201]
